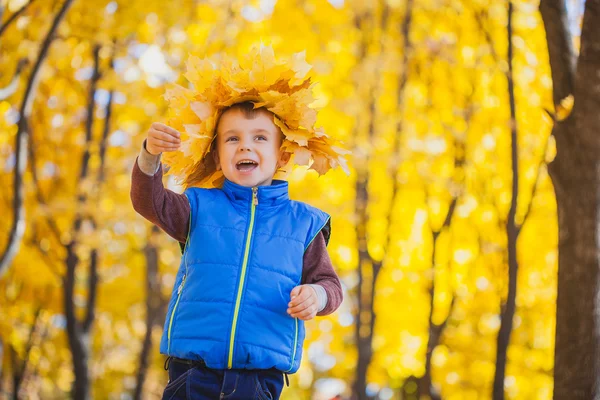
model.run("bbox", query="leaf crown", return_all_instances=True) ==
[161,44,351,189]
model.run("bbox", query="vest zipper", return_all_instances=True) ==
[285,316,299,372]
[227,186,258,368]
[167,200,192,353]
[167,274,186,353]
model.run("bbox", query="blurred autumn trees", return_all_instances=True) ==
[0,0,597,399]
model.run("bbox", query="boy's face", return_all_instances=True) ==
[213,107,289,188]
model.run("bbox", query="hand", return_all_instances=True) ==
[287,285,318,321]
[146,122,181,155]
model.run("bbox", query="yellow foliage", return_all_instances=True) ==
[0,0,559,398]
[555,94,574,121]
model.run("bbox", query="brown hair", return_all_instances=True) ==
[222,101,264,120]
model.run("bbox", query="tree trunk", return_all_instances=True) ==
[493,3,520,399]
[352,2,414,397]
[134,226,162,399]
[64,44,102,400]
[9,347,20,400]
[65,243,91,400]
[540,0,600,398]
[549,117,599,399]
[418,198,457,400]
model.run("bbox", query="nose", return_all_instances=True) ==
[237,136,253,152]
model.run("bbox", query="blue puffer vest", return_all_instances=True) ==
[159,179,330,373]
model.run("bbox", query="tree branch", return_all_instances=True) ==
[539,0,576,106]
[474,9,500,65]
[419,196,458,400]
[25,234,62,279]
[27,119,63,244]
[0,59,29,100]
[14,307,43,398]
[382,0,414,272]
[0,0,74,278]
[518,135,551,232]
[0,0,36,38]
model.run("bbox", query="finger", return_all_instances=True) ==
[155,146,180,153]
[151,122,181,138]
[151,125,181,141]
[288,288,311,307]
[150,139,181,149]
[290,305,317,319]
[298,312,316,321]
[147,144,180,155]
[289,285,317,305]
[150,130,181,144]
[288,297,315,315]
[149,133,180,147]
[290,286,302,301]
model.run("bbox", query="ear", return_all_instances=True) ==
[212,149,221,170]
[278,151,291,169]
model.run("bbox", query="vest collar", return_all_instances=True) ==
[222,178,289,206]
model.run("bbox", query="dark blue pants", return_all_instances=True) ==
[162,357,285,400]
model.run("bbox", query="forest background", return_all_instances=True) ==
[1,0,599,399]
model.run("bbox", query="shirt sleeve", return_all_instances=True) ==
[137,139,162,175]
[302,231,343,316]
[130,142,190,244]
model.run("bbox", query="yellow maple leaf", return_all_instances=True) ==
[184,55,216,94]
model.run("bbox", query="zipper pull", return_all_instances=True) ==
[178,274,186,294]
[252,187,258,206]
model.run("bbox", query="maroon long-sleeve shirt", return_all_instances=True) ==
[130,157,343,316]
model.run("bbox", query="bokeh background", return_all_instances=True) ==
[1,0,597,399]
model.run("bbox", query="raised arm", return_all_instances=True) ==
[130,139,190,243]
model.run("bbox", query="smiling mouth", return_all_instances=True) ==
[236,160,258,172]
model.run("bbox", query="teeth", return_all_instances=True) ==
[237,160,257,165]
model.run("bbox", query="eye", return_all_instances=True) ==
[256,135,267,141]
[225,136,238,142]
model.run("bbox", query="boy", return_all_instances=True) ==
[131,48,348,399]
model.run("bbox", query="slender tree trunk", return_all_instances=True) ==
[0,338,3,390]
[0,59,29,101]
[134,226,162,399]
[9,347,20,400]
[353,94,377,400]
[352,3,414,397]
[0,0,74,278]
[0,0,36,38]
[418,198,457,400]
[493,3,520,399]
[64,243,91,400]
[540,0,600,398]
[16,308,45,398]
[64,44,102,400]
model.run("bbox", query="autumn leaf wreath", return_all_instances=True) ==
[160,44,351,189]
